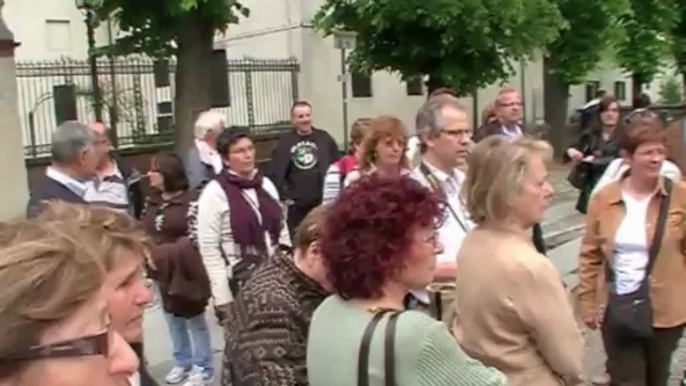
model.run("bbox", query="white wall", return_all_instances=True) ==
[4,0,108,61]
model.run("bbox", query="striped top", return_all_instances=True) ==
[84,163,130,214]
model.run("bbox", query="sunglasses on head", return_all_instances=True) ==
[1,330,111,363]
[623,108,657,125]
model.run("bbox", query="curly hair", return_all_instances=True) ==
[320,175,443,300]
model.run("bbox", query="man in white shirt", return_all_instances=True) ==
[412,94,473,279]
[409,94,472,321]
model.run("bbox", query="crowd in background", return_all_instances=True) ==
[0,83,685,386]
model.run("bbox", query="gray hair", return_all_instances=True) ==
[194,110,226,138]
[51,121,95,164]
[415,94,466,141]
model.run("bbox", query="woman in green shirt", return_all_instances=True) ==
[307,175,505,386]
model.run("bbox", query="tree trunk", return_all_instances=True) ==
[632,73,642,103]
[425,75,448,97]
[173,13,215,155]
[543,57,570,161]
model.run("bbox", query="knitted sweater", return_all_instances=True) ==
[224,253,329,386]
[307,296,506,386]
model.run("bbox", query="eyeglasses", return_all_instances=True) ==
[2,330,110,362]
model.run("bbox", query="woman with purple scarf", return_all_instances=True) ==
[195,127,292,325]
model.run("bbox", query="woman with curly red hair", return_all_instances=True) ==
[306,175,505,386]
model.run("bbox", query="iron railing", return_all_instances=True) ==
[16,56,300,159]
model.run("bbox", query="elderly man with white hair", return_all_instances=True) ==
[185,110,226,190]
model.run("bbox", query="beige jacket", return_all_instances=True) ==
[453,228,584,386]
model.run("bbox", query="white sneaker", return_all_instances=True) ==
[182,366,214,386]
[165,366,191,384]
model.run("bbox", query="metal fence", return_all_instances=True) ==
[16,57,300,159]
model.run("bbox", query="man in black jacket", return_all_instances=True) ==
[267,101,339,236]
[26,121,99,218]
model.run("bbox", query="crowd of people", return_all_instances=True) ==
[1,84,686,386]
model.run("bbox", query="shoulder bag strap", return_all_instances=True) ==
[418,163,469,233]
[383,311,405,386]
[358,311,390,386]
[605,178,673,283]
[646,178,673,275]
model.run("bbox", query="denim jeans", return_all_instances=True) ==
[164,311,213,371]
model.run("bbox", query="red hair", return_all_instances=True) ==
[320,175,443,300]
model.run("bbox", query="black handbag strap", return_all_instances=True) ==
[358,311,390,386]
[357,310,404,386]
[383,312,403,386]
[646,178,673,275]
[607,178,673,282]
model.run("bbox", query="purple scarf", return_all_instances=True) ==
[214,171,281,252]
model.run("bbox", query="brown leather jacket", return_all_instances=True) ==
[579,176,686,328]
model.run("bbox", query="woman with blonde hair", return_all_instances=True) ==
[0,203,143,386]
[343,116,411,187]
[453,136,583,386]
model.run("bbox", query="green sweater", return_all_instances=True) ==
[307,296,506,386]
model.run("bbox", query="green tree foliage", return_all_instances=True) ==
[93,0,249,152]
[615,0,676,96]
[547,1,627,85]
[314,0,565,96]
[542,0,626,157]
[670,0,686,86]
[658,76,683,104]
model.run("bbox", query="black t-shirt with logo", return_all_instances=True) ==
[267,128,339,207]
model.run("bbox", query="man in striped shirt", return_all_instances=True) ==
[85,122,143,217]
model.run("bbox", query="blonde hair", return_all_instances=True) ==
[359,116,409,171]
[0,203,150,377]
[350,118,372,147]
[463,137,551,225]
[481,102,497,126]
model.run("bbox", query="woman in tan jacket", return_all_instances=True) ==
[579,112,686,386]
[453,136,584,386]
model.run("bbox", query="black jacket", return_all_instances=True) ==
[113,154,145,219]
[26,174,86,218]
[267,128,339,207]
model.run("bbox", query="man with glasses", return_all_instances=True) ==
[473,87,524,142]
[472,88,547,255]
[85,122,145,218]
[409,94,473,322]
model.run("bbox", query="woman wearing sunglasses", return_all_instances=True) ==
[0,205,141,386]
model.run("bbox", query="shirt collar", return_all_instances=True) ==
[606,171,669,205]
[46,166,89,198]
[422,160,463,185]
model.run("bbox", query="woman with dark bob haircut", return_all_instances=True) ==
[307,175,505,386]
[142,152,214,384]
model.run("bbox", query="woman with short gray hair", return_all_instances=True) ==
[453,136,584,386]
